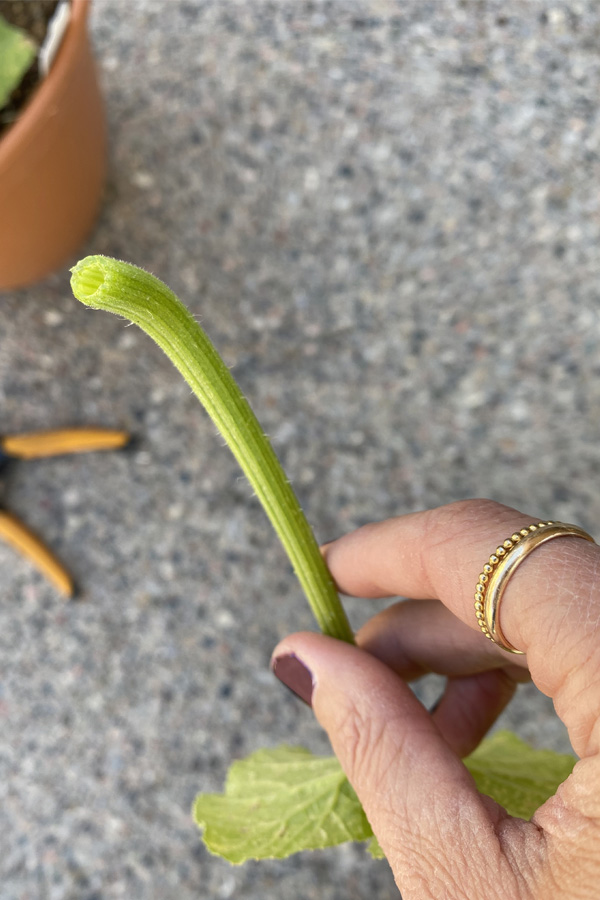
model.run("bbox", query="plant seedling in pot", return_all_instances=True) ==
[1,1,105,291]
[0,11,36,112]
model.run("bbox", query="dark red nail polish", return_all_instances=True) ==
[271,653,314,707]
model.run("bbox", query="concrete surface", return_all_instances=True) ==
[1,1,600,897]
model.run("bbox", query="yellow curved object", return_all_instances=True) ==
[1,428,129,460]
[0,510,73,597]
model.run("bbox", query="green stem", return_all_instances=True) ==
[71,256,354,644]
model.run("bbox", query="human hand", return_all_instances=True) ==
[271,500,600,899]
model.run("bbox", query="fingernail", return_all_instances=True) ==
[320,538,341,551]
[271,653,314,707]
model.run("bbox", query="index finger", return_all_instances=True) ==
[324,500,535,602]
[322,501,600,695]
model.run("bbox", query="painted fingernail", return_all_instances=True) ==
[271,653,314,707]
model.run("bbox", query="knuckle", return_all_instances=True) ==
[336,702,373,783]
[422,500,509,550]
[417,499,519,596]
[334,699,393,796]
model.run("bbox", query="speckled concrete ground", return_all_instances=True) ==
[1,1,600,897]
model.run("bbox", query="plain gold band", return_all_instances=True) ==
[474,521,596,655]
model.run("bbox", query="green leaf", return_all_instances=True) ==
[194,733,576,864]
[464,730,576,820]
[367,834,385,859]
[0,15,36,110]
[193,745,372,864]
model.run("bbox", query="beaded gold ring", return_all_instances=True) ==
[474,521,595,654]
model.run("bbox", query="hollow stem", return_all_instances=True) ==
[71,256,354,644]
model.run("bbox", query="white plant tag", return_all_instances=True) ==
[39,0,72,78]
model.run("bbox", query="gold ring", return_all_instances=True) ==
[474,521,596,654]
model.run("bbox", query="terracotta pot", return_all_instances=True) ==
[0,0,106,291]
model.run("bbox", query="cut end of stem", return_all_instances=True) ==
[70,256,109,306]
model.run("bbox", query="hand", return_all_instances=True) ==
[271,500,600,899]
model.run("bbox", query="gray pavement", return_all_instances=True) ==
[1,1,599,897]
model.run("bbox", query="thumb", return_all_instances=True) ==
[271,632,533,898]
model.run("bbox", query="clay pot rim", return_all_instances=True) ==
[0,0,90,174]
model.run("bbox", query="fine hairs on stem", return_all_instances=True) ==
[70,255,354,645]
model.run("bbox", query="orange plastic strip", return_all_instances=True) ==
[0,510,73,597]
[1,428,129,460]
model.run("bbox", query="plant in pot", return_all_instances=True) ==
[0,0,106,291]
